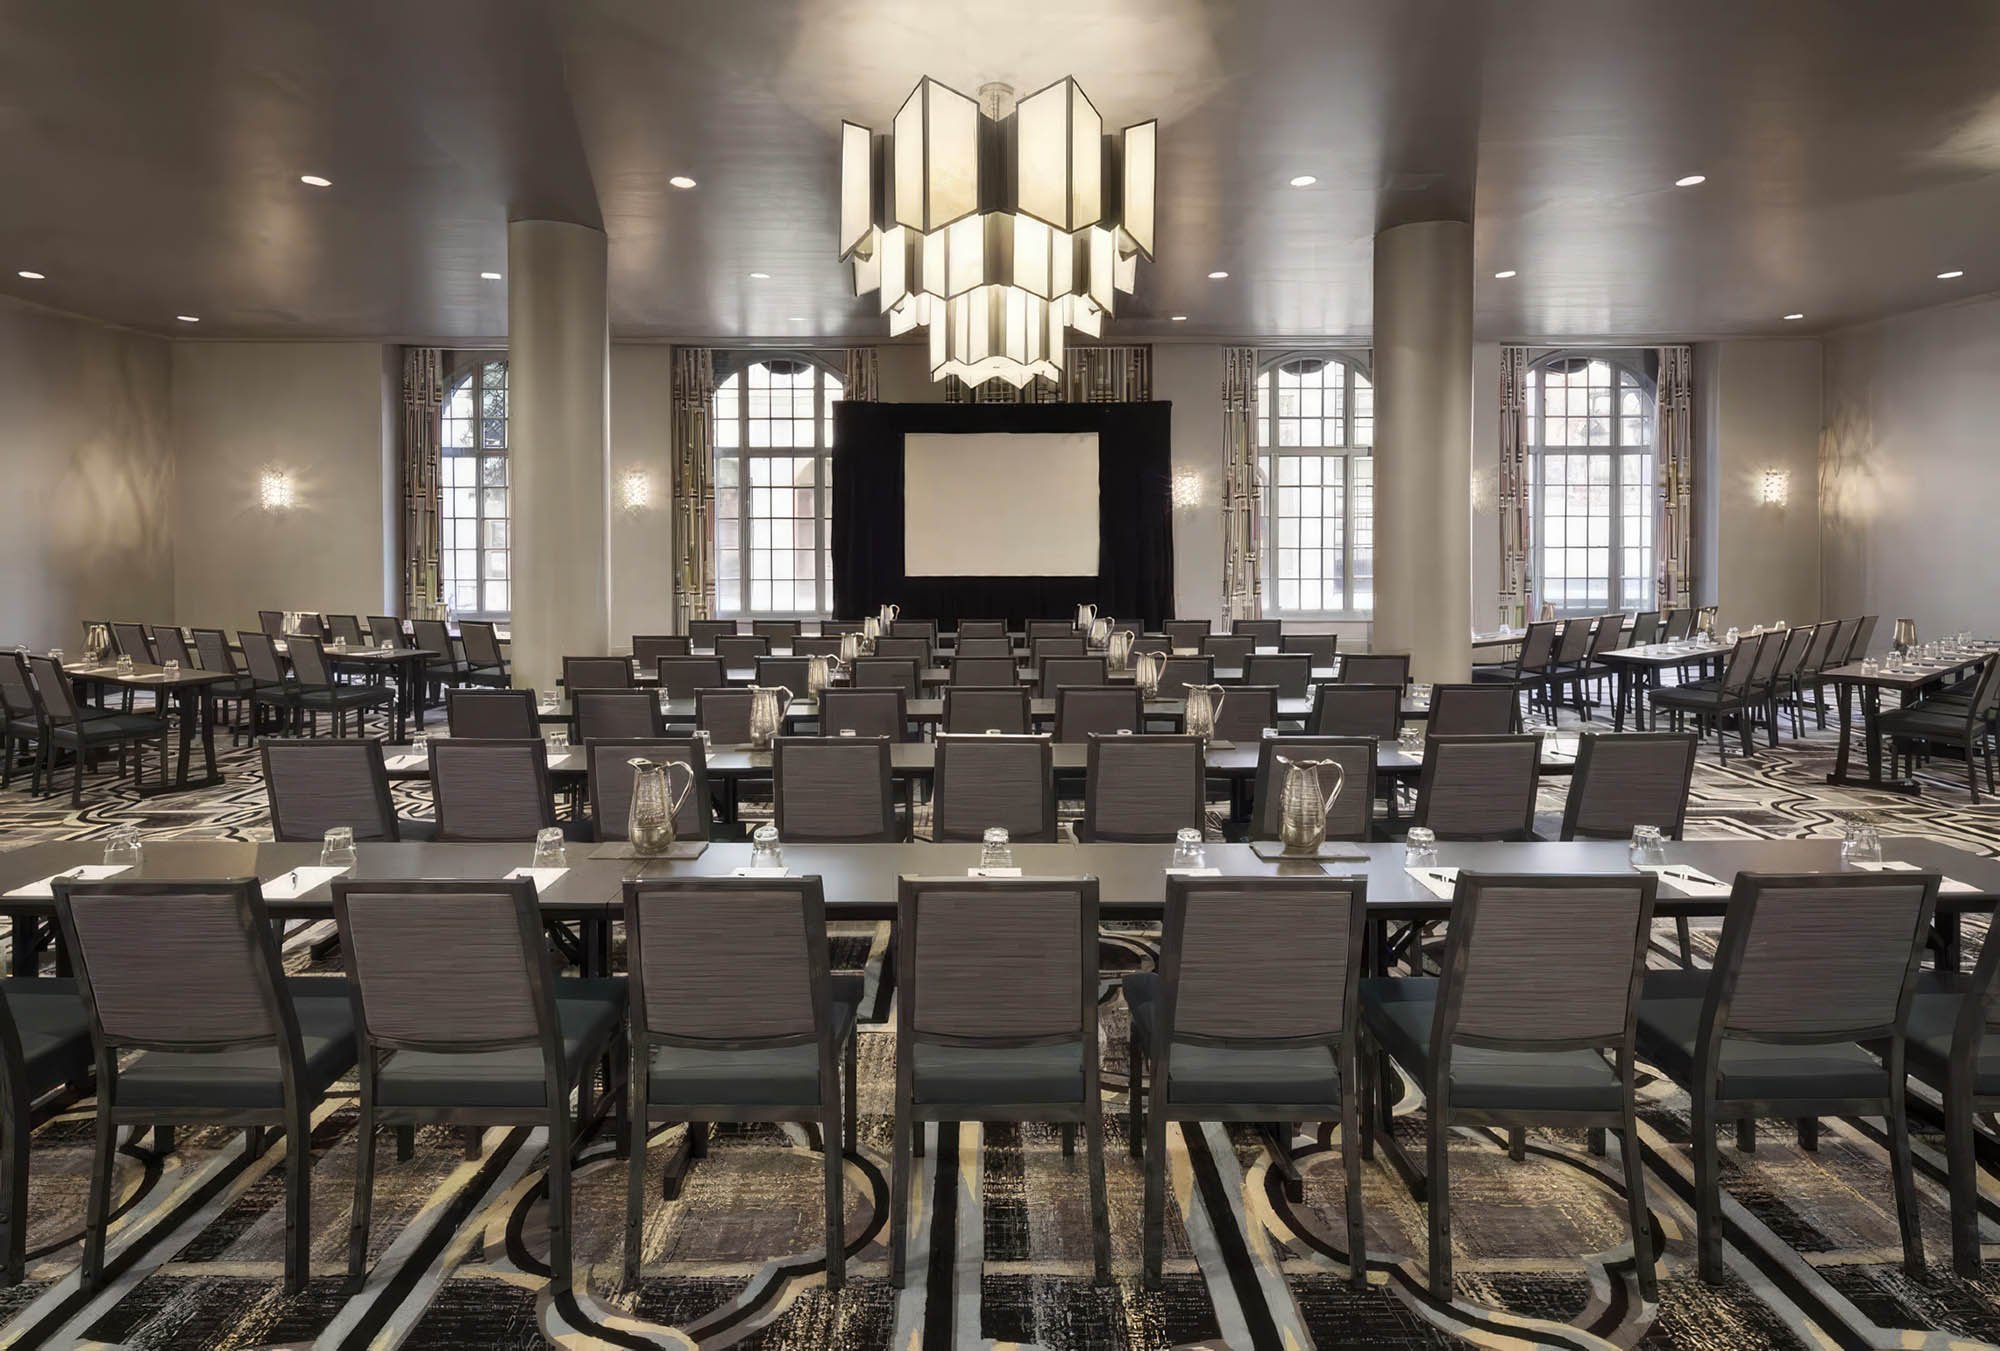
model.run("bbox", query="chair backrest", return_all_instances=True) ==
[696,687,754,744]
[1341,652,1410,687]
[1552,618,1593,664]
[0,652,39,721]
[1413,734,1541,840]
[943,686,1031,735]
[287,634,335,689]
[411,618,457,663]
[1434,873,1657,1056]
[751,619,801,642]
[1201,634,1254,669]
[1818,617,1860,669]
[1025,620,1073,645]
[632,635,690,667]
[1511,621,1560,674]
[1309,683,1400,738]
[952,655,1020,686]
[1770,625,1815,680]
[1156,655,1213,698]
[932,734,1057,841]
[1559,731,1699,840]
[1718,631,1768,696]
[1158,877,1365,1059]
[1212,685,1279,741]
[1245,653,1311,698]
[1662,607,1695,640]
[1249,737,1376,842]
[1054,685,1142,741]
[715,635,770,667]
[190,628,240,676]
[459,621,506,668]
[872,636,928,662]
[55,879,296,1058]
[1426,683,1519,736]
[334,880,555,1059]
[261,736,401,841]
[1164,619,1212,649]
[955,636,1014,659]
[1797,619,1841,675]
[956,620,1007,640]
[1747,627,1789,684]
[819,620,865,636]
[237,630,288,685]
[1038,655,1107,696]
[447,687,538,738]
[575,689,663,742]
[852,656,920,697]
[1630,610,1662,645]
[563,655,632,693]
[773,735,898,841]
[754,655,814,693]
[111,621,154,663]
[26,655,81,722]
[890,620,937,645]
[586,737,710,842]
[898,877,1097,1051]
[1031,636,1086,660]
[1081,734,1205,841]
[1588,614,1626,658]
[429,738,556,841]
[688,618,738,648]
[1232,618,1282,645]
[258,610,287,638]
[1957,653,2000,726]
[327,614,368,646]
[368,616,411,649]
[819,687,908,741]
[1847,614,1879,661]
[657,655,726,699]
[151,626,192,667]
[1705,872,1938,1048]
[792,635,844,657]
[1281,633,1339,667]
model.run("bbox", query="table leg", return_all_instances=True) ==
[1936,911,1962,976]
[1613,667,1630,732]
[174,686,196,786]
[407,656,426,733]
[1863,686,1885,784]
[1831,680,1855,782]
[198,687,217,784]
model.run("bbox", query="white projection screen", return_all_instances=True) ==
[902,432,1100,576]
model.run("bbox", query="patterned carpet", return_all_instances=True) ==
[3,710,2000,1349]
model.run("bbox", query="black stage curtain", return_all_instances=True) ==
[831,401,1175,628]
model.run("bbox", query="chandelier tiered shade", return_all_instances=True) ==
[840,77,1156,387]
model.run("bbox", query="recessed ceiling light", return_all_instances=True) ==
[299,174,332,188]
[1938,269,1965,279]
[1783,312,1805,321]
[788,316,806,322]
[480,271,503,281]
[748,271,771,280]
[1288,174,1317,187]
[16,270,44,280]
[176,315,200,323]
[1207,270,1229,279]
[668,175,697,190]
[1674,174,1706,187]
[1170,314,1188,321]
[1493,269,1517,279]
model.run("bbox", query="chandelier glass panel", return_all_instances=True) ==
[840,77,1156,387]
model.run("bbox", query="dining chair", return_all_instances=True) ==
[260,736,431,841]
[1156,655,1214,699]
[1282,633,1339,668]
[446,687,537,738]
[1902,922,2000,1275]
[632,635,690,667]
[932,734,1057,841]
[792,635,844,657]
[1411,734,1541,840]
[1785,620,1843,731]
[872,636,929,663]
[818,688,909,741]
[1845,614,1880,662]
[715,635,770,669]
[1079,734,1205,841]
[1340,653,1410,688]
[621,876,859,1289]
[564,655,633,692]
[1127,875,1368,1287]
[1361,871,1660,1299]
[751,619,802,643]
[1200,634,1255,670]
[1553,729,1701,959]
[0,978,92,1282]
[1231,617,1282,645]
[1038,655,1108,696]
[410,618,471,696]
[657,656,726,700]
[457,621,509,687]
[773,735,899,841]
[1163,619,1212,649]
[326,614,369,648]
[1025,620,1074,645]
[688,618,738,649]
[332,878,625,1295]
[890,619,938,645]
[585,737,710,843]
[1472,621,1557,721]
[1878,653,2000,802]
[110,621,155,664]
[1629,610,1663,646]
[954,637,1014,659]
[428,738,557,841]
[695,687,755,744]
[1054,686,1142,741]
[238,630,303,736]
[1651,630,1769,760]
[820,620,865,637]
[258,610,289,639]
[151,626,194,670]
[1543,618,1597,717]
[1248,736,1377,842]
[753,655,814,693]
[26,655,169,806]
[1309,683,1400,738]
[575,690,664,743]
[1211,684,1278,741]
[0,654,48,793]
[943,686,1031,735]
[52,878,358,1294]
[891,876,1109,1286]
[189,628,255,741]
[853,657,920,698]
[1426,683,1519,736]
[1245,653,1311,699]
[367,616,411,650]
[1662,607,1696,641]
[1031,636,1087,660]
[289,635,395,737]
[1635,871,1939,1282]
[956,620,1008,641]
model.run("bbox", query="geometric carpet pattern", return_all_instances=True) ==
[2,716,1999,1348]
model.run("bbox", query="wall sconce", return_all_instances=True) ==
[1758,468,1790,507]
[618,467,654,512]
[259,466,294,511]
[1171,469,1204,509]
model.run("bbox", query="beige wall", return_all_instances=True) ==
[608,344,677,641]
[0,299,175,649]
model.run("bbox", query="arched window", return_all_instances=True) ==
[1257,352,1374,616]
[1527,353,1655,615]
[440,358,509,618]
[712,356,845,616]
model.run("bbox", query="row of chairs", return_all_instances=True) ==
[1652,616,1878,759]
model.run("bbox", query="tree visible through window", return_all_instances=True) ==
[440,359,509,618]
[712,357,844,616]
[1257,353,1374,616]
[1527,355,1655,616]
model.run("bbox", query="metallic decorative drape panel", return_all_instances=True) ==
[943,345,1152,403]
[1496,345,1532,629]
[843,346,879,403]
[1221,346,1261,620]
[399,347,444,617]
[672,348,718,628]
[1655,344,1695,609]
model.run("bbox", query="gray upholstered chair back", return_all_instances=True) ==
[1560,732,1698,839]
[889,620,937,644]
[1587,615,1625,657]
[716,635,769,668]
[1054,686,1141,741]
[1232,618,1282,645]
[792,635,843,657]
[564,655,632,692]
[952,655,1020,686]
[688,618,738,649]
[1662,607,1695,640]
[1629,610,1662,645]
[1552,619,1593,664]
[1165,877,1364,1044]
[1025,620,1074,645]
[900,879,1093,1043]
[773,735,897,841]
[1156,655,1213,698]
[1082,734,1205,841]
[335,882,545,1050]
[1797,620,1840,674]
[1201,635,1254,669]
[261,736,399,841]
[192,628,240,676]
[1038,655,1106,695]
[259,610,288,638]
[1031,636,1086,660]
[853,657,919,697]
[26,656,80,721]
[327,614,368,647]
[1514,621,1559,673]
[587,737,709,842]
[1747,627,1789,684]
[1718,631,1767,694]
[1427,683,1519,736]
[1820,617,1861,667]
[1847,615,1880,660]
[752,619,802,642]
[1773,624,1815,680]
[1413,734,1541,840]
[429,738,555,841]
[944,686,1031,735]
[1163,620,1211,649]
[238,631,288,685]
[627,880,823,1043]
[1250,737,1376,842]
[447,688,537,738]
[819,688,907,741]
[956,620,1007,640]
[411,618,456,662]
[111,622,154,662]
[1441,874,1656,1048]
[460,621,506,668]
[633,635,690,667]
[57,882,279,1048]
[696,687,755,744]
[1212,685,1278,741]
[0,653,37,720]
[576,690,662,742]
[871,636,927,662]
[932,735,1056,842]
[658,656,725,699]
[287,635,335,688]
[1340,653,1409,687]
[955,637,1013,658]
[1245,653,1310,698]
[820,620,864,636]
[1281,633,1339,667]
[754,656,814,693]
[1309,683,1399,737]
[152,626,192,668]
[368,616,410,649]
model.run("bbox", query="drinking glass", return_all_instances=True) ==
[1629,824,1667,868]
[980,826,1014,870]
[47,648,63,666]
[751,823,783,870]
[411,731,429,760]
[1724,626,1740,645]
[1404,826,1439,870]
[1840,819,1882,866]
[102,826,143,868]
[532,827,568,869]
[544,729,569,754]
[1411,682,1433,707]
[1171,826,1205,869]
[538,691,560,716]
[1397,725,1424,755]
[115,653,134,675]
[333,636,348,654]
[161,659,179,680]
[321,825,357,870]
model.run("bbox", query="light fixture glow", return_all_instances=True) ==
[617,467,653,512]
[480,271,503,281]
[259,467,295,511]
[1783,312,1805,321]
[1288,174,1317,187]
[1938,269,1965,279]
[1493,269,1517,279]
[1170,314,1188,321]
[299,174,332,188]
[748,271,770,280]
[1171,469,1204,508]
[16,270,44,280]
[668,175,697,189]
[840,76,1156,387]
[1674,174,1706,187]
[1759,468,1790,507]
[176,315,200,323]
[1207,270,1229,279]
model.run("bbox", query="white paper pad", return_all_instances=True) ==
[730,867,791,878]
[5,864,131,899]
[1405,866,1460,900]
[1163,867,1222,877]
[384,753,426,770]
[504,866,569,887]
[1850,859,1981,894]
[262,866,349,899]
[967,867,1023,878]
[1635,865,1732,898]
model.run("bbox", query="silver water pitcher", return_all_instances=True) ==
[83,622,111,663]
[1106,629,1137,673]
[807,654,843,696]
[1133,649,1163,698]
[838,632,864,665]
[1184,683,1227,742]
[748,684,794,750]
[878,602,901,627]
[1892,617,1917,653]
[1088,616,1112,647]
[626,756,696,855]
[1075,602,1097,631]
[1276,755,1348,855]
[862,615,880,649]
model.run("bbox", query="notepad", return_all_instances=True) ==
[1635,865,1731,898]
[504,867,569,887]
[262,866,349,900]
[1405,866,1460,900]
[1163,867,1222,877]
[384,753,426,770]
[967,867,1023,878]
[1849,859,1981,895]
[5,864,131,899]
[729,867,791,878]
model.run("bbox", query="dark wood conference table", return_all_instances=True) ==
[643,694,1347,726]
[59,660,231,794]
[1821,649,1996,793]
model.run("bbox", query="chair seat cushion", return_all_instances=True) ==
[118,978,357,1111]
[1125,972,1340,1105]
[647,975,862,1108]
[1,978,93,1094]
[1902,984,2000,1098]
[297,687,390,712]
[395,816,439,842]
[1877,709,1971,739]
[1634,969,1891,1101]
[376,977,625,1109]
[912,1041,1084,1106]
[1360,977,1625,1112]
[56,714,167,743]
